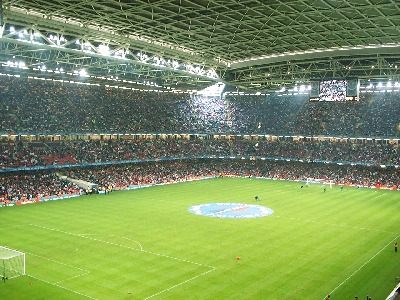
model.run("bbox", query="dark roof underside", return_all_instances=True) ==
[1,0,400,91]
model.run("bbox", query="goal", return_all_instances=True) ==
[0,246,25,280]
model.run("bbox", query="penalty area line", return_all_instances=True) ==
[29,223,218,297]
[27,251,89,273]
[325,233,400,299]
[30,224,213,267]
[144,268,216,300]
[26,274,97,300]
[29,224,144,252]
[26,251,90,284]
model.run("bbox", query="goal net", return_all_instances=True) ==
[0,246,25,280]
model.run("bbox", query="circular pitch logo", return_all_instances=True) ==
[188,203,274,219]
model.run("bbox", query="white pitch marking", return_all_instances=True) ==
[29,224,218,296]
[144,268,216,300]
[324,234,400,299]
[27,251,89,273]
[26,251,91,285]
[55,272,91,284]
[370,192,387,201]
[30,224,144,252]
[27,274,97,300]
[30,224,213,267]
[77,234,144,252]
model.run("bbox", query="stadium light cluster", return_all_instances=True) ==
[136,52,218,79]
[224,91,271,96]
[359,80,400,93]
[0,44,206,92]
[275,84,311,96]
[0,64,191,93]
[4,23,219,81]
[0,71,190,94]
[3,60,27,69]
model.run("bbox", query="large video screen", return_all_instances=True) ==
[309,79,359,102]
[319,79,347,101]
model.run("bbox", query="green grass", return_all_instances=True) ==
[0,177,399,300]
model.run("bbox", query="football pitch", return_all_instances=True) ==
[0,177,399,300]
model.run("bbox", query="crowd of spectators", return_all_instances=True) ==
[80,159,397,190]
[2,159,397,204]
[226,92,400,137]
[0,77,187,133]
[1,76,399,136]
[0,171,80,203]
[231,140,398,165]
[0,76,399,204]
[1,138,398,169]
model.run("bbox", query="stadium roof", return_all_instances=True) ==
[1,0,400,92]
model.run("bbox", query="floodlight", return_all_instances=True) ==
[9,26,15,33]
[115,49,126,58]
[79,69,87,76]
[172,60,179,69]
[98,44,110,55]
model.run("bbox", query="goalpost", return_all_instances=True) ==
[0,246,25,281]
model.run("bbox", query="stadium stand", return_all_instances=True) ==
[0,77,399,206]
[1,76,400,136]
[1,159,399,205]
[0,138,398,169]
